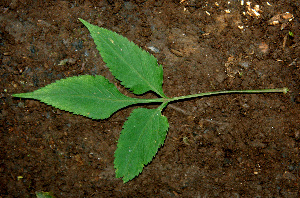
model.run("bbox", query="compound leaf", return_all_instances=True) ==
[114,107,169,183]
[13,75,140,119]
[79,19,166,97]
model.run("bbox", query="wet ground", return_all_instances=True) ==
[1,0,299,197]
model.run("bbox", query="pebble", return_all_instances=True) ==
[147,46,160,53]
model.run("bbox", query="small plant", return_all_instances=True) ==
[13,19,288,183]
[36,191,55,198]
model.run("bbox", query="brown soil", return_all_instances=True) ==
[1,0,299,197]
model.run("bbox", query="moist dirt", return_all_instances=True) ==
[1,0,299,197]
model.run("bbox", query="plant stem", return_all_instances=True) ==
[134,87,288,104]
[167,87,288,102]
[157,102,169,111]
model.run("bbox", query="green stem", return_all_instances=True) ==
[134,87,288,104]
[167,87,289,102]
[157,102,169,111]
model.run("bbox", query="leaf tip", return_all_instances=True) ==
[12,92,31,98]
[78,18,89,27]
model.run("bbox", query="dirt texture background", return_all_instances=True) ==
[1,0,299,197]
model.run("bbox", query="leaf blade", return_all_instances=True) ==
[13,75,140,119]
[114,107,169,182]
[79,19,166,97]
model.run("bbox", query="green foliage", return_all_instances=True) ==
[115,106,169,182]
[36,191,55,198]
[14,75,141,119]
[13,19,288,183]
[79,19,166,97]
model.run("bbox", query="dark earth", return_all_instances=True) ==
[1,0,299,197]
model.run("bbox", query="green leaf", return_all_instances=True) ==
[114,107,169,182]
[79,19,166,97]
[13,75,141,119]
[36,191,55,198]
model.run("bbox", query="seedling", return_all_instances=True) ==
[13,19,288,183]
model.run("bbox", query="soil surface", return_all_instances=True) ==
[1,0,299,197]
